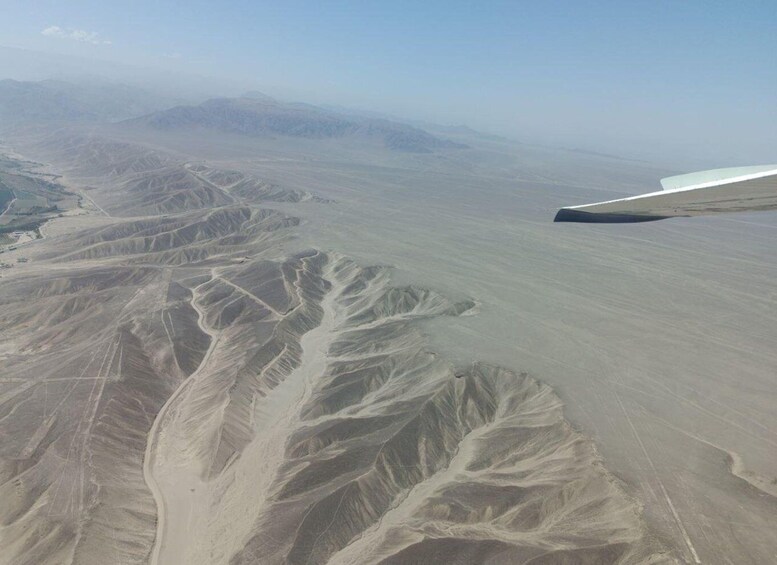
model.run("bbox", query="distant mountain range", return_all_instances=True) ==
[129,95,467,152]
[0,79,178,125]
[0,79,466,153]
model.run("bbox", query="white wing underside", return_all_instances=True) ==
[555,165,777,223]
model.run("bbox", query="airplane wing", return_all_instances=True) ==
[554,164,777,223]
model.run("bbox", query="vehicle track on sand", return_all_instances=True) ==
[612,381,701,564]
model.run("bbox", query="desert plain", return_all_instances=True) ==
[0,94,775,565]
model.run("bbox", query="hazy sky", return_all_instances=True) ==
[1,0,775,164]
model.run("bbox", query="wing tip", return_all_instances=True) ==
[554,208,668,223]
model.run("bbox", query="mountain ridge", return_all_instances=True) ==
[0,78,178,126]
[128,96,468,153]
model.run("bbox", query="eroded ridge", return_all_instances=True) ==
[0,134,669,563]
[142,253,669,564]
[152,250,330,481]
[0,265,210,565]
[0,229,669,565]
[184,163,330,204]
[144,250,334,564]
[0,199,302,564]
[14,132,321,216]
[36,206,299,265]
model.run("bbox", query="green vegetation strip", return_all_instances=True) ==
[0,185,14,214]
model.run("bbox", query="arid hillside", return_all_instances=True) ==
[0,133,671,564]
